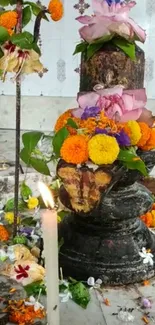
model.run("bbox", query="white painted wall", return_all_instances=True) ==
[0,0,155,130]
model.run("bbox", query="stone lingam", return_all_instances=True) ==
[58,151,155,285]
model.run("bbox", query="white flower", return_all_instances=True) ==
[59,290,72,303]
[0,249,8,262]
[139,247,154,266]
[30,229,39,242]
[25,296,44,311]
[59,279,72,303]
[87,277,102,289]
[6,246,16,262]
[118,310,135,322]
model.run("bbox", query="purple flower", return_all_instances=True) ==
[19,226,33,236]
[114,130,130,147]
[95,128,108,135]
[106,0,123,5]
[81,106,100,120]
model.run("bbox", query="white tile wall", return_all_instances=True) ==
[0,0,155,98]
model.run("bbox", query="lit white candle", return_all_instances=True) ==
[38,182,59,325]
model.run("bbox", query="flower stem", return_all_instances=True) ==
[13,0,23,237]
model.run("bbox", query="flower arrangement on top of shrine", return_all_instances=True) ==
[73,0,146,60]
[0,0,63,81]
[20,86,155,214]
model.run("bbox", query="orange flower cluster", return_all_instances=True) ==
[54,109,72,132]
[60,134,88,164]
[137,122,151,147]
[5,300,45,325]
[140,204,155,228]
[48,0,64,21]
[0,11,18,35]
[0,225,9,241]
[141,128,155,151]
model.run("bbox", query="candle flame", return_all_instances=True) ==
[38,182,54,209]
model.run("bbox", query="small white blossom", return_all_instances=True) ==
[0,249,8,261]
[139,247,154,266]
[25,296,44,311]
[59,290,72,303]
[87,277,102,289]
[118,310,135,323]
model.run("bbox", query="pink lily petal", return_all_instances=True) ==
[76,15,93,24]
[104,103,123,119]
[117,1,136,14]
[124,89,147,109]
[77,92,99,109]
[79,20,111,42]
[120,108,142,122]
[92,0,110,15]
[96,87,123,97]
[122,93,134,111]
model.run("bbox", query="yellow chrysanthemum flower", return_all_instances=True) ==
[27,197,39,210]
[4,212,20,225]
[127,121,142,145]
[88,134,120,165]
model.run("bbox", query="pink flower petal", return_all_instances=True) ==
[77,92,99,109]
[124,89,147,109]
[79,20,110,42]
[92,0,109,15]
[120,108,142,122]
[76,15,93,25]
[97,87,123,97]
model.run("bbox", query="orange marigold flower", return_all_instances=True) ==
[118,123,132,138]
[0,225,9,241]
[54,109,72,132]
[140,212,153,227]
[143,280,150,286]
[0,11,18,29]
[141,128,155,151]
[137,122,151,147]
[60,135,88,164]
[48,0,63,21]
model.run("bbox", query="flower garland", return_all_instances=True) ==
[53,107,155,168]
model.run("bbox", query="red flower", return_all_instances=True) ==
[14,264,30,280]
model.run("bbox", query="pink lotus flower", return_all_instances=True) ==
[76,0,146,43]
[72,86,147,123]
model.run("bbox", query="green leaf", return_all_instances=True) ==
[52,127,69,156]
[0,47,4,58]
[20,148,31,165]
[20,181,32,200]
[22,6,32,28]
[0,26,9,43]
[118,149,136,162]
[69,282,90,309]
[22,131,43,154]
[123,160,148,177]
[4,198,26,212]
[67,118,78,129]
[87,42,103,60]
[0,0,10,6]
[9,0,17,4]
[31,42,41,55]
[73,42,87,55]
[11,31,34,49]
[58,237,64,252]
[91,33,114,45]
[24,1,49,21]
[22,217,37,226]
[112,38,136,60]
[118,149,148,176]
[30,157,50,175]
[24,281,46,297]
[57,210,67,221]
